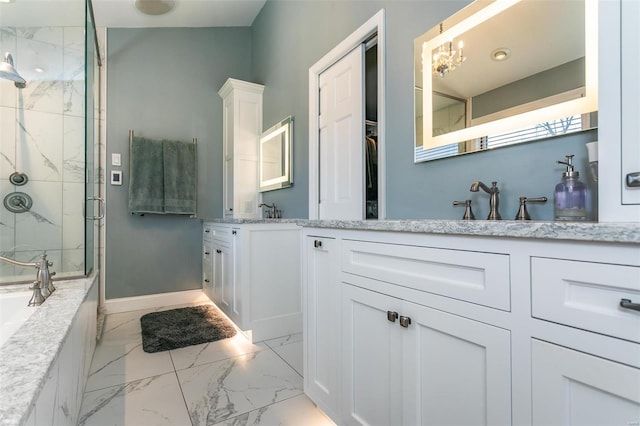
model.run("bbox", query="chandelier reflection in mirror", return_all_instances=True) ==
[431,23,465,78]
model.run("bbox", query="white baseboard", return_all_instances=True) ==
[105,289,210,314]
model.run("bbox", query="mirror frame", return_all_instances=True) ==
[259,116,293,192]
[416,0,598,161]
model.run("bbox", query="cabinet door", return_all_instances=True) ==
[229,229,241,323]
[222,96,235,217]
[218,243,234,320]
[202,242,213,301]
[212,243,223,306]
[532,339,640,426]
[342,283,403,426]
[305,237,341,421]
[402,301,512,426]
[621,0,640,206]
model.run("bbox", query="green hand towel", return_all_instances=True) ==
[128,136,164,214]
[163,140,196,215]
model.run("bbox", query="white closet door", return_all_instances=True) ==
[318,45,365,219]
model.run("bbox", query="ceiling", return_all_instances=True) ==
[92,0,267,28]
[0,0,267,28]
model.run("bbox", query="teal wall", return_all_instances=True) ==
[252,0,597,220]
[105,27,251,299]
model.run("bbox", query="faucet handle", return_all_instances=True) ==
[515,196,548,220]
[453,200,475,220]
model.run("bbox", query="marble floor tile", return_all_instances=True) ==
[272,341,303,376]
[263,333,303,348]
[85,340,174,392]
[212,394,336,426]
[78,372,192,426]
[100,309,151,344]
[177,349,303,425]
[171,333,269,371]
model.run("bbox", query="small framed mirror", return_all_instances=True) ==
[414,0,598,162]
[259,116,293,192]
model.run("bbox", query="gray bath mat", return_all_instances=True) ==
[140,305,237,353]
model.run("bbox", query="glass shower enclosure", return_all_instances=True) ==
[0,0,101,284]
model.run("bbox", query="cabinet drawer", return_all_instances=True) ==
[342,240,510,310]
[203,224,233,245]
[531,257,640,343]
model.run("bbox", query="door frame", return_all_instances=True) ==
[308,9,386,220]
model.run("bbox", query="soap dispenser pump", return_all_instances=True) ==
[554,155,589,221]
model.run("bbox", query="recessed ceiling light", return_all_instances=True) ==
[134,0,175,16]
[0,0,16,4]
[34,66,45,73]
[491,48,511,62]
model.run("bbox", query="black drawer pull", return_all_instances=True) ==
[204,252,210,255]
[216,249,222,254]
[204,279,210,283]
[205,229,210,233]
[620,299,640,312]
[314,240,323,248]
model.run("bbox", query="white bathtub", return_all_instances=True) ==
[0,289,37,348]
[0,275,98,426]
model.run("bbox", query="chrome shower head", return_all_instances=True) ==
[0,52,26,88]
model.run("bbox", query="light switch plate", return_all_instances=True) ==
[111,153,121,166]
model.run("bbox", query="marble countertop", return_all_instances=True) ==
[0,275,97,426]
[300,220,640,244]
[202,218,301,224]
[202,218,639,244]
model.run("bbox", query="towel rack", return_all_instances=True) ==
[129,130,197,148]
[128,130,198,218]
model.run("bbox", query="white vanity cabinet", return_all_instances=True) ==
[203,221,302,342]
[218,79,264,219]
[528,253,640,425]
[339,237,512,426]
[302,225,640,426]
[304,229,514,426]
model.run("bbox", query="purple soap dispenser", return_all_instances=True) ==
[554,155,589,221]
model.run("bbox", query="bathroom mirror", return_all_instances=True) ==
[259,116,293,192]
[414,0,598,162]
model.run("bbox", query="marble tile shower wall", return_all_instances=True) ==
[0,26,86,282]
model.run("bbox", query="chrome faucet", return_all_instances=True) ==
[0,252,55,305]
[470,181,501,220]
[258,203,279,219]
